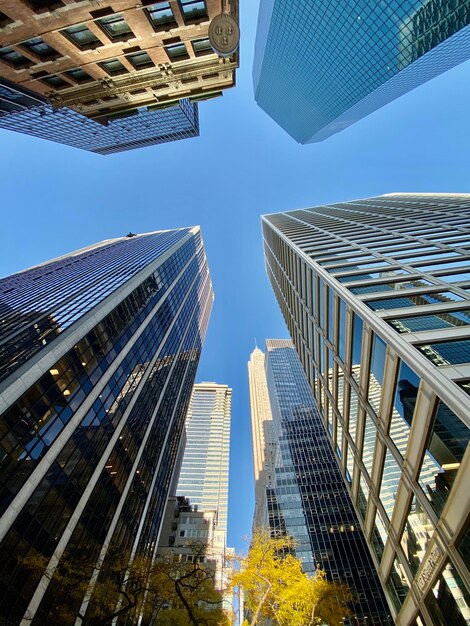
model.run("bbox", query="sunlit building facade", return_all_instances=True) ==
[248,346,276,530]
[250,340,390,624]
[0,227,213,625]
[177,382,231,533]
[253,0,470,143]
[0,0,239,152]
[262,193,470,625]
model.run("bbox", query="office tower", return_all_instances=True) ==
[176,382,233,608]
[0,0,239,152]
[253,0,470,143]
[0,227,213,625]
[249,341,390,624]
[262,193,470,625]
[177,382,231,533]
[248,347,276,530]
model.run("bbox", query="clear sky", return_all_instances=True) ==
[1,0,470,554]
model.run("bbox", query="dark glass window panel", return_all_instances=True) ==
[0,46,31,67]
[21,37,59,60]
[338,299,346,362]
[418,399,469,516]
[97,14,134,40]
[179,0,207,20]
[351,313,363,383]
[368,291,464,311]
[426,562,470,626]
[389,310,470,334]
[41,75,69,88]
[368,334,386,415]
[165,42,188,59]
[386,557,410,612]
[318,278,324,329]
[126,51,154,69]
[145,2,176,28]
[62,24,100,48]
[192,38,213,55]
[458,529,470,570]
[65,68,93,83]
[99,59,128,76]
[418,339,470,366]
[25,0,64,9]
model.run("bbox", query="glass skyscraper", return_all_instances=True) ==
[0,94,199,155]
[249,340,390,624]
[253,0,470,143]
[262,193,470,625]
[177,382,232,534]
[0,227,213,625]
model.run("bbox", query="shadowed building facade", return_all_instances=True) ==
[262,193,470,625]
[0,227,213,624]
[253,0,470,143]
[0,0,238,152]
[249,340,391,625]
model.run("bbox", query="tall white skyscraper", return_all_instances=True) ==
[177,382,232,533]
[248,347,277,529]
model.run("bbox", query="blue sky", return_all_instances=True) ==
[1,0,470,553]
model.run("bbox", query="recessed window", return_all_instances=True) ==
[0,46,33,68]
[125,50,154,69]
[0,11,14,27]
[65,67,93,83]
[192,38,213,56]
[41,74,69,89]
[21,37,60,60]
[62,24,101,50]
[97,14,134,41]
[165,42,189,61]
[179,0,208,21]
[145,2,177,30]
[24,0,64,11]
[99,58,128,76]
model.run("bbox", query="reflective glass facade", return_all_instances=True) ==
[251,340,390,624]
[0,97,198,154]
[253,0,470,143]
[0,228,213,624]
[262,194,470,625]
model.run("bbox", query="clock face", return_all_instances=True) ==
[209,13,240,58]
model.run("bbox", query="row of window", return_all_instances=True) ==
[0,38,214,93]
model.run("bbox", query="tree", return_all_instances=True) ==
[22,542,228,626]
[231,530,352,626]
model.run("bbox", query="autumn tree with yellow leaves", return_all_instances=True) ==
[231,530,352,626]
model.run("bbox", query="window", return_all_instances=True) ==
[165,42,189,60]
[126,51,154,69]
[99,59,128,76]
[0,12,14,27]
[145,2,177,30]
[21,37,60,60]
[192,38,213,56]
[65,68,93,83]
[41,75,69,89]
[179,0,208,21]
[24,0,64,11]
[0,46,32,68]
[62,24,101,50]
[97,14,134,41]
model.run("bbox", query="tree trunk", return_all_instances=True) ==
[250,582,272,626]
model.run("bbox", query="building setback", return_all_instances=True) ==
[0,0,239,152]
[0,227,213,625]
[249,340,391,625]
[262,193,470,626]
[253,0,470,143]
